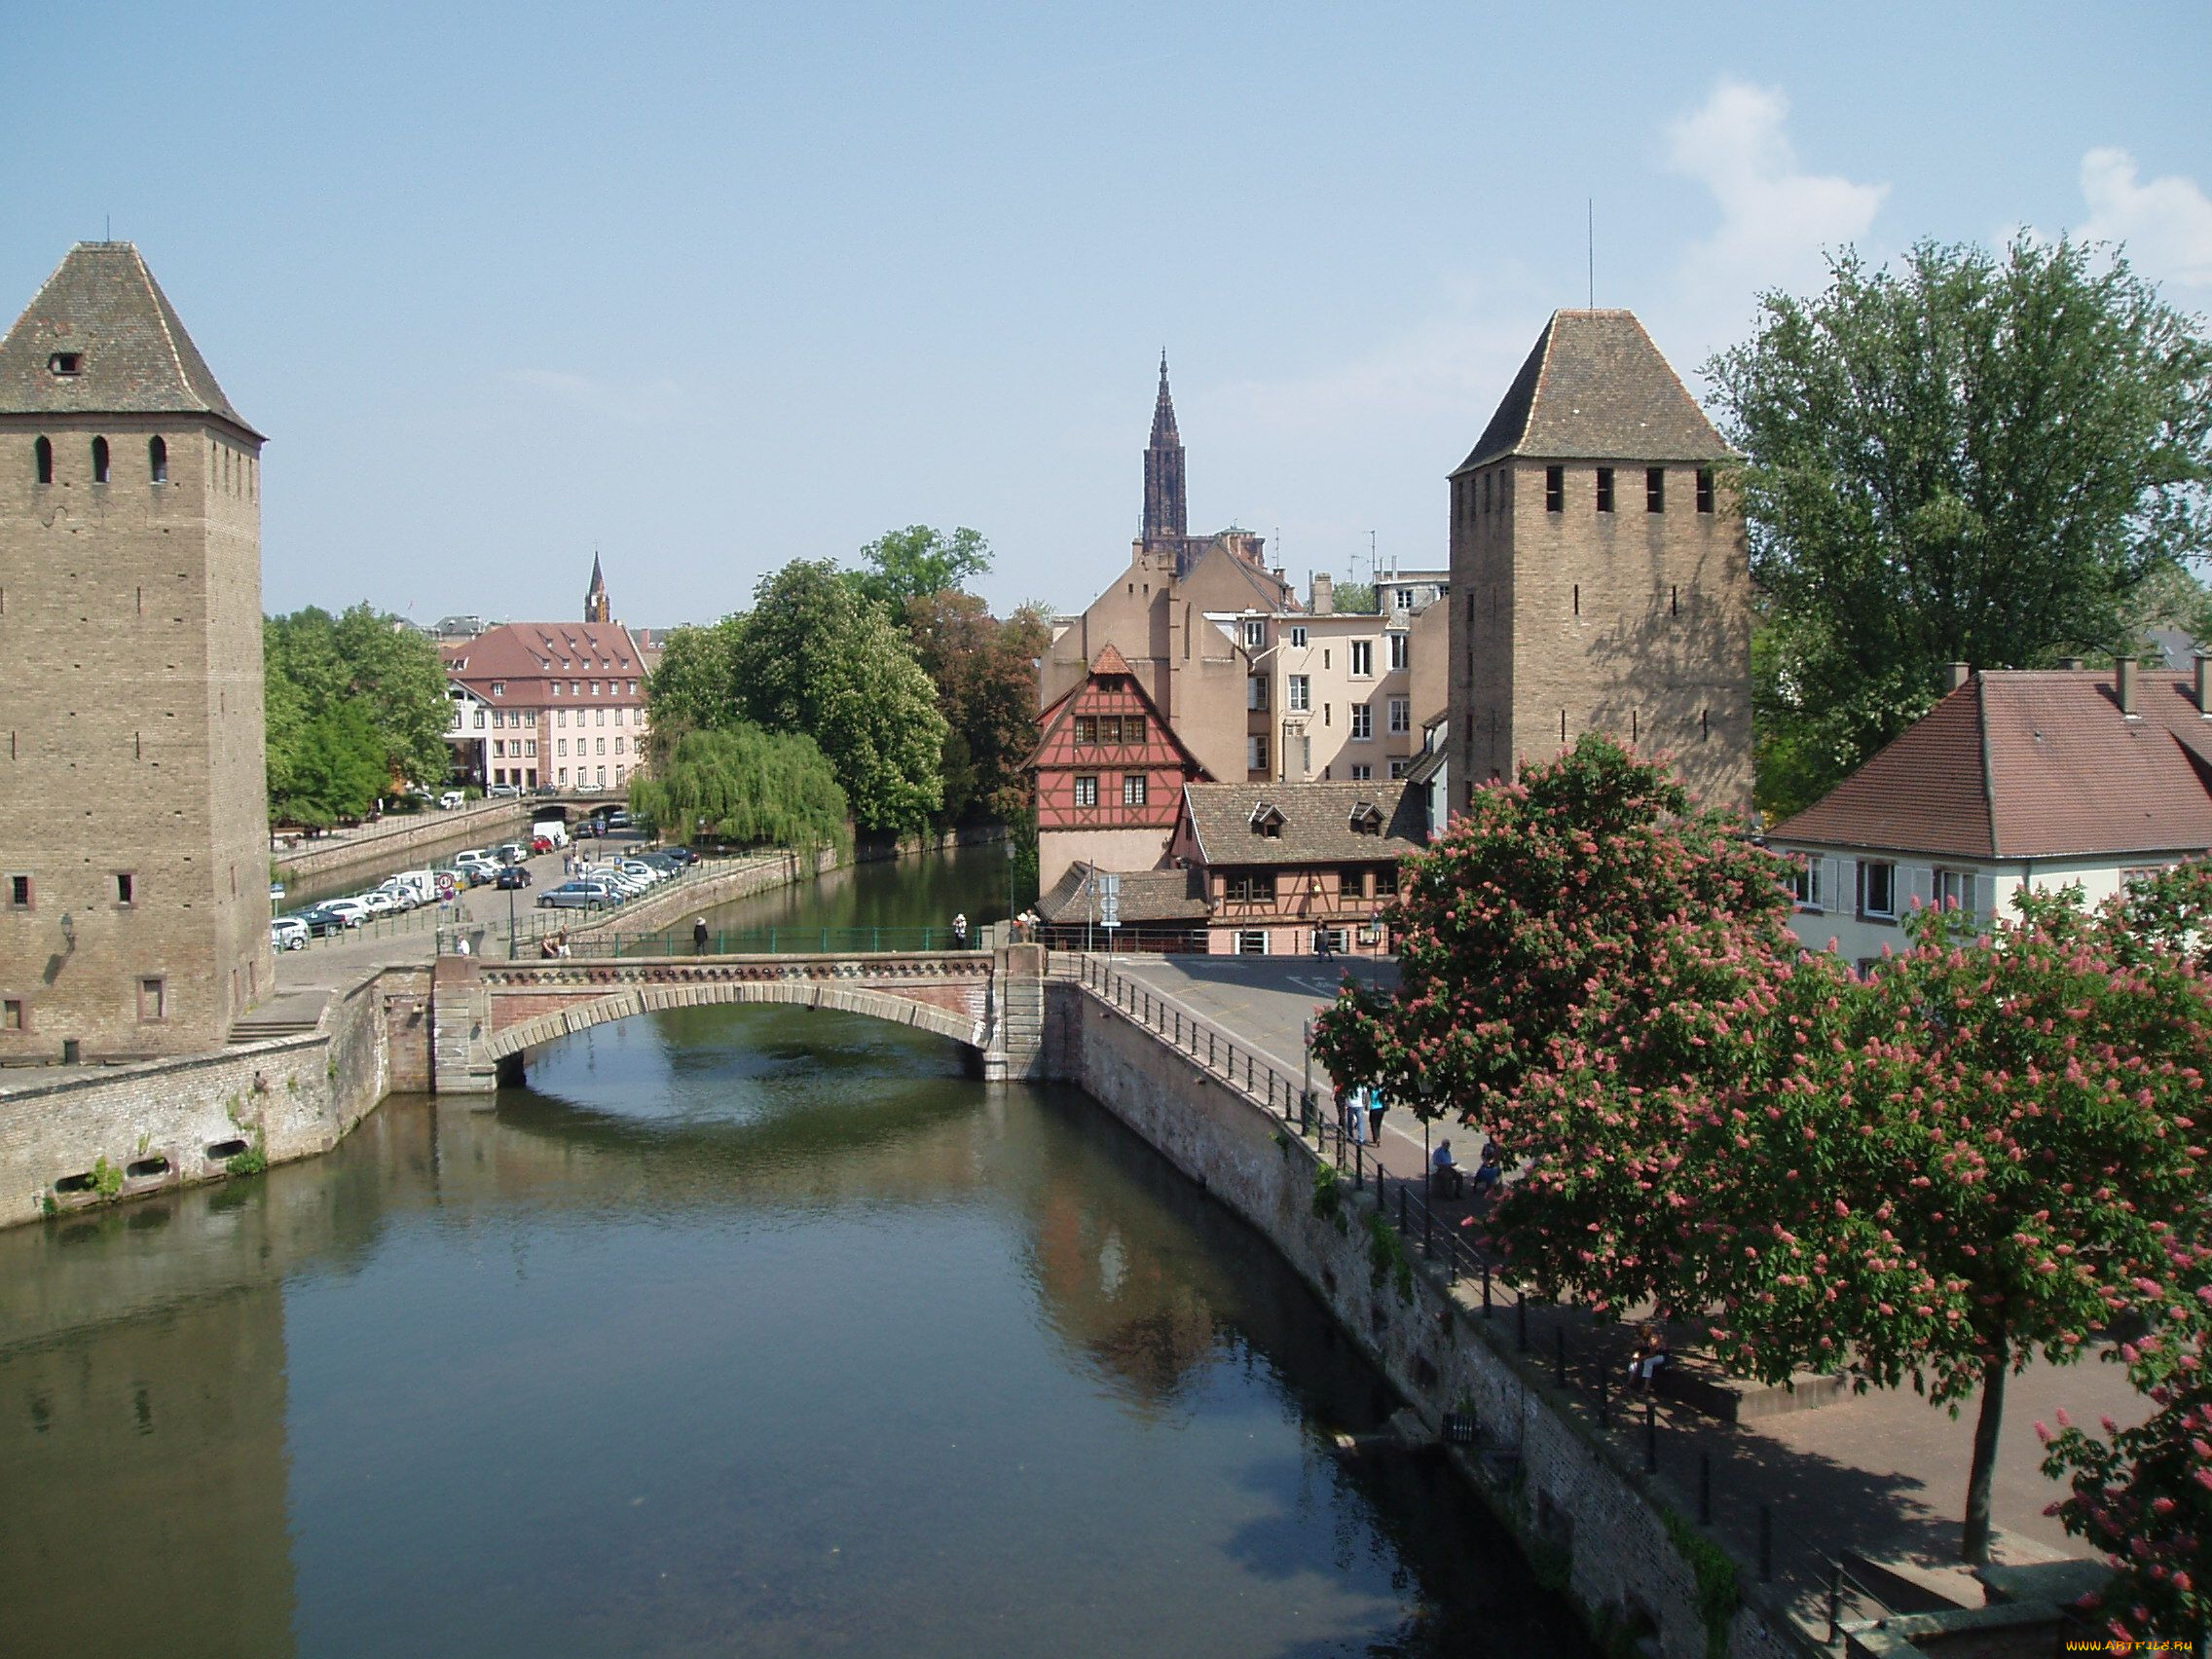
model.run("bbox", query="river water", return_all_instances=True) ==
[0,853,1588,1658]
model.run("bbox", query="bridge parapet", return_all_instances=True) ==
[430,948,1046,1094]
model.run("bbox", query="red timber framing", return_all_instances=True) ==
[1030,645,1210,832]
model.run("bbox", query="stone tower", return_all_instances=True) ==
[584,551,609,624]
[1142,351,1187,548]
[0,242,273,1060]
[1447,310,1751,816]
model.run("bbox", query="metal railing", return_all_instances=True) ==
[1071,950,1874,1651]
[520,924,985,960]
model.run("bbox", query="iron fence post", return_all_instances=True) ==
[1826,1561,1842,1645]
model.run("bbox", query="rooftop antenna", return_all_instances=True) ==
[105,213,111,243]
[1587,199,1594,308]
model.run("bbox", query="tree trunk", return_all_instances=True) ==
[1961,1349,2008,1565]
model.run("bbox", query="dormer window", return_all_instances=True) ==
[491,682,505,697]
[1249,802,1284,838]
[1347,802,1383,836]
[48,352,81,376]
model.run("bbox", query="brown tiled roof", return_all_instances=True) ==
[442,622,646,702]
[1035,863,1210,924]
[1770,670,2212,861]
[1090,643,1133,676]
[0,243,256,435]
[1454,310,1731,474]
[1182,780,1425,866]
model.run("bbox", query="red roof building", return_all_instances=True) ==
[1766,661,2212,968]
[1031,645,1211,891]
[440,621,650,793]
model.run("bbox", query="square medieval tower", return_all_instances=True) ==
[0,243,272,1060]
[1447,310,1751,817]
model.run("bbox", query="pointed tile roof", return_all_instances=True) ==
[1453,310,1729,475]
[587,552,606,591]
[1089,643,1134,677]
[1770,670,2212,861]
[1150,351,1179,448]
[0,242,256,435]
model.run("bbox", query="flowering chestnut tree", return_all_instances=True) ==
[2039,1244,2212,1646]
[1319,738,2212,1565]
[1309,733,1796,1124]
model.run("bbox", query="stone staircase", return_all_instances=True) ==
[227,991,329,1046]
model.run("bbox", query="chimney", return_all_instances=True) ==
[1944,661,1971,692]
[2196,652,2211,717]
[2119,655,2140,718]
[1311,571,1335,615]
[2059,656,2084,670]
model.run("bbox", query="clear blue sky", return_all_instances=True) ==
[6,1,2207,626]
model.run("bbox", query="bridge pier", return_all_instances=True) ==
[430,955,500,1100]
[982,943,1047,1082]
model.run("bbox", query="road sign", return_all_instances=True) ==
[1098,872,1121,931]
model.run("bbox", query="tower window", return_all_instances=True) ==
[92,436,110,484]
[1646,467,1665,512]
[1696,467,1715,513]
[115,872,134,904]
[1545,465,1564,512]
[48,352,80,376]
[1572,583,1579,617]
[149,436,167,484]
[1595,467,1614,513]
[34,436,52,484]
[1482,472,1493,512]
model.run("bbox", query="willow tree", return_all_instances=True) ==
[629,725,849,856]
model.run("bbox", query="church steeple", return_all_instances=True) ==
[584,552,610,624]
[1143,351,1187,545]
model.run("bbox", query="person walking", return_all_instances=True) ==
[952,911,969,950]
[1367,1088,1388,1148]
[692,916,710,955]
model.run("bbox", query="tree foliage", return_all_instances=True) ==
[642,562,946,836]
[629,725,849,855]
[1316,737,2212,1563]
[854,525,993,610]
[2039,1234,2212,1648]
[265,605,452,826]
[903,591,1051,827]
[1329,582,1378,615]
[1708,236,2212,818]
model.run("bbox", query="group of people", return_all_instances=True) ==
[538,929,573,959]
[1428,1135,1504,1200]
[1336,1084,1390,1147]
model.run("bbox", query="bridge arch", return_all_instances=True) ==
[482,977,984,1063]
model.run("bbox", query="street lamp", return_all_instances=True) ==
[506,877,518,960]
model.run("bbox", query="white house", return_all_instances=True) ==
[1766,660,2212,970]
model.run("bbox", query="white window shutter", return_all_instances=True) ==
[1838,859,1859,915]
[1974,874,1996,925]
[1905,865,1934,916]
[1821,856,1840,913]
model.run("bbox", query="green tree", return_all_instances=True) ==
[725,561,946,834]
[630,725,849,855]
[1330,582,1378,615]
[855,525,993,610]
[640,614,750,756]
[903,592,1051,826]
[1708,236,2212,817]
[264,605,452,822]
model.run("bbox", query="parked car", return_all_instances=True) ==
[612,859,666,885]
[572,820,603,839]
[272,916,311,951]
[295,905,350,937]
[661,846,698,866]
[537,881,612,909]
[462,865,496,887]
[356,891,397,917]
[531,834,555,855]
[495,842,530,866]
[495,866,533,890]
[437,790,466,810]
[315,898,371,929]
[375,883,419,912]
[487,784,521,798]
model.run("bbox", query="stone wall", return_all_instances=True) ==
[0,963,430,1229]
[1049,980,1807,1659]
[273,800,535,888]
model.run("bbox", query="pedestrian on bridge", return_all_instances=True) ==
[693,916,710,954]
[952,911,969,949]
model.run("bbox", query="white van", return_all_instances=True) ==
[383,869,437,904]
[532,818,570,849]
[437,790,466,810]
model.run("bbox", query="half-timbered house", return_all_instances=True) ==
[1032,645,1212,890]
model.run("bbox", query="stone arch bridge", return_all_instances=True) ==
[430,946,1047,1093]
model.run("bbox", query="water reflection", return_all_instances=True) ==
[0,998,1587,1658]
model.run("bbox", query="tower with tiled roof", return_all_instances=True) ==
[1143,352,1187,549]
[1446,310,1751,815]
[0,242,272,1059]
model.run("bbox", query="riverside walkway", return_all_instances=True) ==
[1093,953,2140,1640]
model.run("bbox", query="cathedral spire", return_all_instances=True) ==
[1143,352,1187,545]
[584,551,610,624]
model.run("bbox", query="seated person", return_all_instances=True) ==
[1627,1326,1671,1394]
[1471,1155,1503,1197]
[1430,1138,1463,1197]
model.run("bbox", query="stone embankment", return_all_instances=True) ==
[272,799,538,888]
